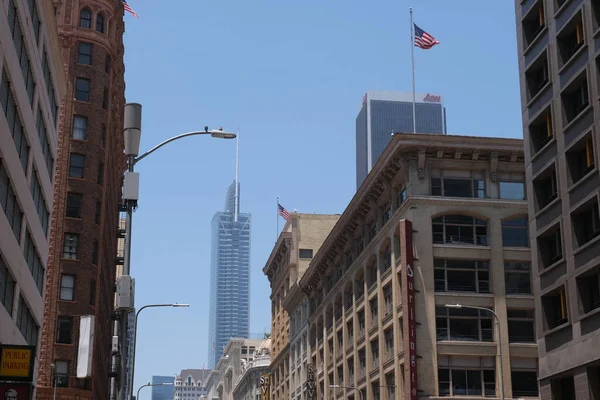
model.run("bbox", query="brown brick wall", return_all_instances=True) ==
[37,1,126,399]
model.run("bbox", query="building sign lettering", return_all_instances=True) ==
[423,93,441,103]
[259,373,270,400]
[0,346,35,382]
[305,363,316,399]
[401,220,418,400]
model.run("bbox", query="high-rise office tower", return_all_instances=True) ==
[207,140,251,368]
[0,0,65,392]
[151,376,174,400]
[36,2,127,400]
[355,90,447,187]
[515,1,600,398]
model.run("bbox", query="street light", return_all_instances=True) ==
[136,382,173,400]
[329,385,364,400]
[50,363,57,400]
[129,304,189,400]
[446,304,505,400]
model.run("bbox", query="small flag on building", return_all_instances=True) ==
[277,203,290,220]
[121,0,139,18]
[414,23,439,50]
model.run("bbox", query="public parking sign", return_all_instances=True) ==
[0,346,35,382]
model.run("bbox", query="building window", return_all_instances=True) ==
[571,199,600,248]
[79,8,92,28]
[557,13,584,67]
[75,77,90,102]
[16,296,39,346]
[23,230,45,293]
[551,375,576,400]
[60,275,75,301]
[89,279,96,305]
[502,216,529,247]
[529,108,553,155]
[533,165,558,211]
[95,201,102,224]
[434,259,490,293]
[54,360,69,387]
[96,13,105,33]
[72,116,88,140]
[30,170,49,235]
[105,55,111,73]
[370,339,379,368]
[537,225,563,269]
[102,87,109,110]
[431,175,485,198]
[69,153,85,178]
[432,214,488,246]
[561,72,589,124]
[542,286,568,330]
[511,370,539,397]
[436,307,493,342]
[499,181,526,200]
[0,161,24,241]
[97,163,104,185]
[1,70,30,172]
[525,51,549,100]
[56,317,73,344]
[438,356,495,397]
[505,262,531,294]
[298,248,312,259]
[66,193,82,218]
[522,0,545,48]
[567,134,595,185]
[63,233,79,260]
[92,241,99,265]
[42,51,59,123]
[36,110,54,176]
[577,267,600,314]
[0,258,16,316]
[5,2,36,105]
[77,42,92,65]
[507,309,535,343]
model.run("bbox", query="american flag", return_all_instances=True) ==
[121,0,139,18]
[414,23,439,50]
[278,204,290,220]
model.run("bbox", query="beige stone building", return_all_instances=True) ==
[298,133,538,399]
[263,214,340,400]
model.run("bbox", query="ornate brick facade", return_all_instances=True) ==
[36,1,126,400]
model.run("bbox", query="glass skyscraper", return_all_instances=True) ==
[207,180,251,367]
[151,376,174,400]
[356,90,447,188]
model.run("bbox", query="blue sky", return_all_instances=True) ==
[123,1,520,397]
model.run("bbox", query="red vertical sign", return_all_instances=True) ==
[400,219,418,400]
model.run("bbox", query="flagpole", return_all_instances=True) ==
[410,7,416,134]
[276,196,279,241]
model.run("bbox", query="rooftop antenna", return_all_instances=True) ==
[234,126,239,222]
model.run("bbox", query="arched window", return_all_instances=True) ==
[432,214,488,245]
[502,216,529,247]
[79,8,92,28]
[96,13,105,33]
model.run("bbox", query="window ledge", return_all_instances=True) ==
[562,103,592,133]
[539,257,565,277]
[523,25,549,56]
[73,99,90,104]
[573,233,600,257]
[579,306,600,322]
[543,320,570,336]
[567,166,598,195]
[530,136,557,163]
[508,342,537,347]
[433,244,492,250]
[503,245,531,251]
[437,340,496,346]
[506,293,534,298]
[526,79,552,108]
[558,43,587,75]
[435,292,494,299]
[554,0,572,18]
[533,195,560,220]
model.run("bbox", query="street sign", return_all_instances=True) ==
[0,346,35,382]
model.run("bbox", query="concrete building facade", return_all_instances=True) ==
[231,338,271,400]
[263,214,340,400]
[515,0,600,398]
[0,0,65,382]
[299,133,538,399]
[35,1,127,400]
[174,369,209,400]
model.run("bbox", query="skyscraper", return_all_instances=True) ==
[515,1,600,398]
[151,376,174,400]
[355,90,447,188]
[207,140,251,368]
[36,2,127,400]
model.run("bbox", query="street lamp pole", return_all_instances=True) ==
[129,304,189,400]
[446,304,505,400]
[136,382,173,400]
[50,363,57,400]
[329,385,364,400]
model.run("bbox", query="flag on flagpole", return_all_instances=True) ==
[414,23,439,49]
[121,0,139,18]
[277,203,290,220]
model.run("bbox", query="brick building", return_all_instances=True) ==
[36,1,126,400]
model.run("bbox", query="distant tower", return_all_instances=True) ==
[207,134,251,367]
[37,1,127,400]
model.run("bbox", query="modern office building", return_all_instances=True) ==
[36,2,127,400]
[0,0,66,387]
[232,338,271,400]
[152,376,174,400]
[208,180,251,368]
[174,370,209,400]
[515,0,600,398]
[299,133,538,399]
[263,214,340,400]
[355,90,447,188]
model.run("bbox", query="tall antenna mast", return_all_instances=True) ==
[234,127,239,222]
